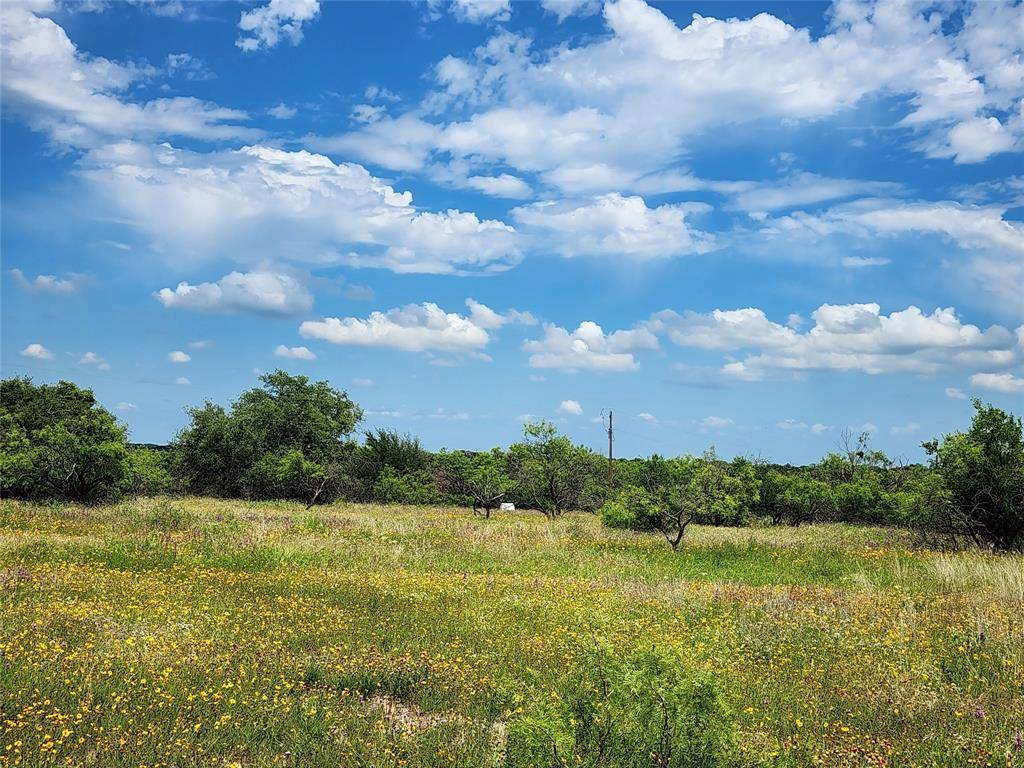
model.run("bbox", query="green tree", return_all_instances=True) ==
[780,475,835,526]
[171,370,362,499]
[435,448,514,517]
[1,377,132,503]
[923,400,1024,551]
[508,421,598,518]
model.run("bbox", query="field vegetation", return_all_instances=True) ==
[2,373,1023,766]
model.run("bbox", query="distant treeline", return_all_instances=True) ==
[2,372,1022,552]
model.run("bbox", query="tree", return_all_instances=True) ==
[1,377,132,503]
[923,400,1024,552]
[508,421,597,518]
[172,370,362,499]
[435,448,514,517]
[780,476,835,526]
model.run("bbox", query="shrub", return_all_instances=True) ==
[924,400,1024,552]
[599,485,659,531]
[507,643,736,768]
[372,466,438,505]
[128,447,173,496]
[242,449,324,501]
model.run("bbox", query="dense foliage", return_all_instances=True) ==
[2,374,1022,551]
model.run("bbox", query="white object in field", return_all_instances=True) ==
[499,502,515,512]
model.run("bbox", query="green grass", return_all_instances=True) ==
[2,497,1022,768]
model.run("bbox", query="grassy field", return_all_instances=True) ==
[2,498,1022,768]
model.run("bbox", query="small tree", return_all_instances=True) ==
[924,400,1024,552]
[508,421,596,518]
[435,448,513,517]
[780,476,834,526]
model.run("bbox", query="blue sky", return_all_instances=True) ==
[2,0,1023,462]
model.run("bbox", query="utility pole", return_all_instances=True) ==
[606,409,614,489]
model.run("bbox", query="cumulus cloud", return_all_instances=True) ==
[523,321,658,372]
[970,371,1024,394]
[649,303,1023,381]
[168,350,191,363]
[79,352,111,371]
[945,387,967,399]
[557,399,583,416]
[443,0,511,24]
[237,0,320,51]
[20,343,54,360]
[300,300,518,354]
[320,0,1024,195]
[465,298,535,329]
[274,345,316,360]
[8,269,83,294]
[155,271,313,317]
[511,194,714,260]
[268,103,297,119]
[0,3,257,149]
[82,143,520,274]
[175,377,191,385]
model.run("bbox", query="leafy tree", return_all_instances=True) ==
[923,400,1024,551]
[435,448,514,517]
[1,377,132,503]
[780,476,835,526]
[371,466,438,505]
[172,370,361,499]
[599,484,660,531]
[508,421,598,518]
[128,447,173,496]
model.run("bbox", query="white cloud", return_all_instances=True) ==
[523,321,658,372]
[465,298,535,329]
[852,422,879,435]
[324,0,1024,193]
[352,378,375,387]
[841,256,891,268]
[116,402,137,412]
[557,399,583,416]
[8,269,82,294]
[300,301,510,354]
[20,343,54,360]
[945,387,967,399]
[274,344,316,360]
[0,4,256,149]
[168,350,191,363]
[540,0,600,22]
[651,303,1023,381]
[175,377,191,385]
[188,340,212,349]
[237,0,320,51]
[776,419,808,431]
[82,143,520,275]
[511,194,714,260]
[447,0,510,24]
[464,174,532,199]
[700,416,733,430]
[891,423,920,435]
[637,411,657,423]
[268,103,297,119]
[810,423,831,435]
[731,173,902,214]
[155,271,313,317]
[79,352,111,371]
[970,371,1024,394]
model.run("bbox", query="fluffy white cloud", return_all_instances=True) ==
[116,402,137,412]
[237,0,320,51]
[637,411,657,423]
[1,4,256,149]
[512,194,714,260]
[324,0,1024,194]
[83,142,520,274]
[776,419,808,431]
[300,300,519,354]
[275,345,316,360]
[650,303,1023,380]
[268,103,297,119]
[970,371,1024,394]
[540,0,600,22]
[557,399,583,416]
[8,269,82,294]
[523,321,658,372]
[730,173,903,214]
[20,343,54,360]
[175,377,191,385]
[464,174,532,199]
[79,352,111,371]
[447,0,511,24]
[168,350,191,363]
[155,271,313,317]
[945,387,968,399]
[465,298,535,329]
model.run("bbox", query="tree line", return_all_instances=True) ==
[2,371,1021,551]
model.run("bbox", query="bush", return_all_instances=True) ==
[372,466,438,505]
[128,447,173,495]
[599,485,660,531]
[924,400,1024,551]
[1,377,133,503]
[507,643,736,768]
[242,449,324,501]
